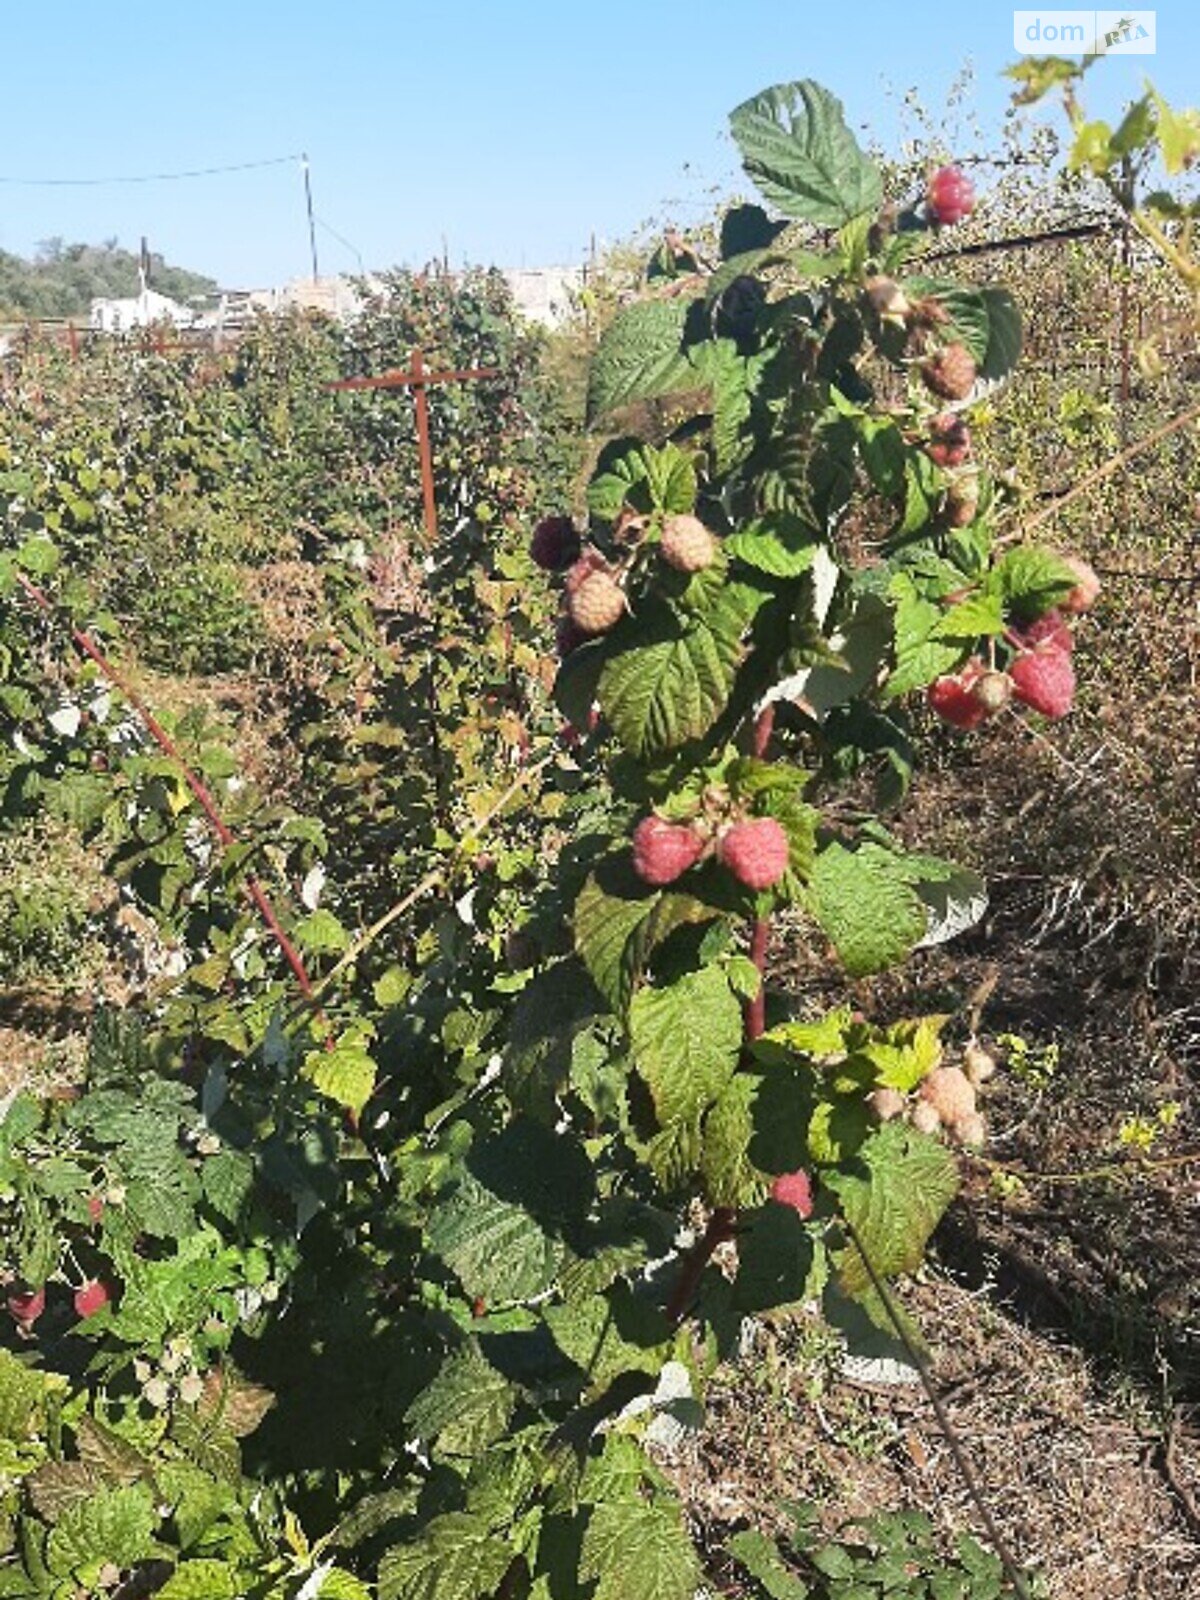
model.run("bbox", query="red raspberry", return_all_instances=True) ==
[770,1170,814,1218]
[567,570,625,636]
[660,514,717,573]
[74,1279,110,1319]
[927,165,976,225]
[7,1286,45,1327]
[531,515,580,572]
[1060,555,1101,614]
[927,661,989,730]
[926,412,971,468]
[1013,609,1073,654]
[632,815,705,886]
[1010,646,1075,718]
[921,343,977,402]
[718,817,790,891]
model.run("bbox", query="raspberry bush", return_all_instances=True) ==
[0,79,1089,1600]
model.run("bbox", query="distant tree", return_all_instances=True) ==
[0,241,218,319]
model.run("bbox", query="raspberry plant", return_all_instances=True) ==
[0,80,1098,1600]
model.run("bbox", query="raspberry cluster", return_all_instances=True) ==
[926,164,976,226]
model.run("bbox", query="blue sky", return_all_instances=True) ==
[0,2,1195,289]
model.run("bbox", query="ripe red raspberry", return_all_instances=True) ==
[74,1279,110,1319]
[770,1169,814,1217]
[1010,646,1075,718]
[530,515,580,572]
[7,1286,45,1327]
[1013,609,1073,654]
[1060,554,1101,614]
[926,412,971,468]
[660,513,717,573]
[718,817,790,891]
[926,662,989,730]
[921,343,977,401]
[567,570,625,635]
[927,165,976,225]
[564,548,610,593]
[632,815,705,886]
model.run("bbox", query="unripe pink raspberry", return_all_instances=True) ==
[919,1066,977,1126]
[951,1111,986,1148]
[660,513,717,573]
[971,669,1012,713]
[530,515,580,572]
[963,1042,997,1086]
[926,412,971,468]
[1010,646,1075,718]
[1059,555,1101,614]
[921,343,977,402]
[927,164,976,226]
[632,815,705,886]
[944,469,980,528]
[770,1169,814,1217]
[568,570,625,635]
[718,816,790,891]
[869,1088,906,1122]
[911,1102,943,1136]
[864,275,911,323]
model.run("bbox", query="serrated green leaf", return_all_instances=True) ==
[629,965,742,1128]
[543,1283,672,1398]
[156,1562,240,1600]
[728,1528,811,1598]
[580,1496,701,1600]
[303,1031,376,1116]
[990,545,1076,619]
[808,842,928,976]
[599,581,760,757]
[587,299,697,425]
[379,1512,514,1600]
[824,1122,958,1301]
[702,1075,767,1208]
[406,1345,514,1458]
[428,1172,562,1304]
[735,1201,826,1315]
[729,80,882,226]
[574,860,718,1014]
[46,1484,158,1576]
[726,516,818,578]
[930,592,1004,640]
[978,287,1022,382]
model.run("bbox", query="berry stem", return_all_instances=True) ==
[665,1206,737,1325]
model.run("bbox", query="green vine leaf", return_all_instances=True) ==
[629,964,742,1128]
[406,1344,515,1459]
[729,80,883,226]
[579,1496,701,1600]
[379,1512,514,1600]
[587,299,697,426]
[808,841,930,976]
[574,859,718,1014]
[824,1121,959,1302]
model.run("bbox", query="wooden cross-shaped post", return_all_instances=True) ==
[325,348,499,541]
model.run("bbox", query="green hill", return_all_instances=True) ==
[0,239,218,319]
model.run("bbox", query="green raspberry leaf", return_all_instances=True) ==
[730,81,883,226]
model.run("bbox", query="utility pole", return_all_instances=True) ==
[301,153,319,282]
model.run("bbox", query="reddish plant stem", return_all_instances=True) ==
[16,571,318,1003]
[665,1207,737,1325]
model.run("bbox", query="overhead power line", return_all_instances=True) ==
[0,154,305,188]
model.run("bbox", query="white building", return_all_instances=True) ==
[89,286,195,333]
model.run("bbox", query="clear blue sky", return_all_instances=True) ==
[1,2,1195,289]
